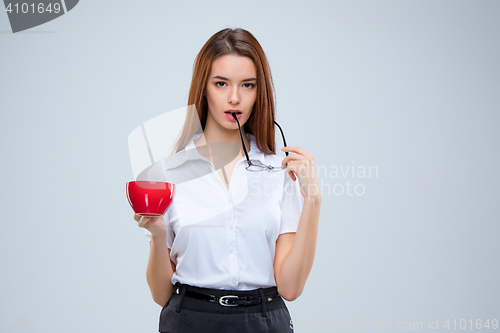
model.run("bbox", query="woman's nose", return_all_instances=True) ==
[228,87,240,105]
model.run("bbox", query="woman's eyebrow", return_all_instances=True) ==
[212,75,257,82]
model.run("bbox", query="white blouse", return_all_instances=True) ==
[145,133,303,290]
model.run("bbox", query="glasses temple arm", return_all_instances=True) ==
[231,112,252,166]
[273,120,289,157]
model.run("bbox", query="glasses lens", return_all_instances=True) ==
[269,165,287,172]
[246,164,263,172]
[246,160,286,172]
[245,160,262,171]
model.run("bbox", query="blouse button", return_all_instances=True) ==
[230,253,236,259]
[232,278,237,285]
[227,199,232,205]
[229,225,234,231]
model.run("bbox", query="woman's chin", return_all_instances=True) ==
[220,118,244,130]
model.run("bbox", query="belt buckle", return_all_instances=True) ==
[219,295,239,306]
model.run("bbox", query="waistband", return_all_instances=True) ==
[169,282,285,316]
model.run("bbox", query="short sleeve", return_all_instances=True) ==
[144,210,174,249]
[279,172,303,235]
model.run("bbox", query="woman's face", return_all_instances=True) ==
[205,54,257,131]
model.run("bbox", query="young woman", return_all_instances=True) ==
[134,28,321,333]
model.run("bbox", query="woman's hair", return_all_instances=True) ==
[173,28,278,155]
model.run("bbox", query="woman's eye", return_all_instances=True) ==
[215,81,227,87]
[243,83,255,88]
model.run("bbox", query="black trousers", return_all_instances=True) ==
[159,282,294,333]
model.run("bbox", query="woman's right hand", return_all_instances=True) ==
[134,214,167,238]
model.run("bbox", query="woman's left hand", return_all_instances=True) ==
[281,146,321,200]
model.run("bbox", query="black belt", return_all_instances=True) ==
[178,287,279,307]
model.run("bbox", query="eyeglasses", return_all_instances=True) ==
[230,111,288,172]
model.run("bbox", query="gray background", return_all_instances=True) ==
[1,0,499,332]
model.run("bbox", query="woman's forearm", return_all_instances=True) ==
[146,235,175,306]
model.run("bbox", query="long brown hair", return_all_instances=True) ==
[173,28,278,155]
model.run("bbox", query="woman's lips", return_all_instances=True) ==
[225,112,242,120]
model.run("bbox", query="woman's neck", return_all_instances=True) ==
[195,115,251,156]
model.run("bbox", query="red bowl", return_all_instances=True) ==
[126,181,175,217]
